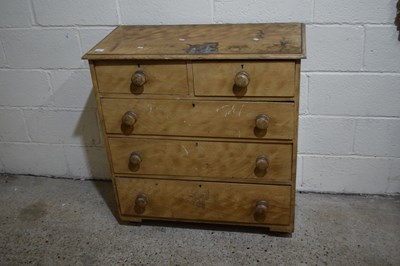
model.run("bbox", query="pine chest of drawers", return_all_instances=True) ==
[83,23,306,233]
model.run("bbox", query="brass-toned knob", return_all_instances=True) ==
[255,114,269,130]
[134,193,147,214]
[122,111,137,127]
[254,200,268,221]
[234,71,250,88]
[129,151,142,167]
[256,156,269,172]
[131,71,146,87]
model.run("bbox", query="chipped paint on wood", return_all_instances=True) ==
[187,42,219,54]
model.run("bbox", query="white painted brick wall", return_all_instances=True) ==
[0,0,399,193]
[0,70,51,106]
[308,74,400,116]
[314,0,396,24]
[119,0,213,25]
[0,29,83,68]
[0,109,30,142]
[32,0,119,26]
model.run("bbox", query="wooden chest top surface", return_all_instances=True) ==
[82,23,306,60]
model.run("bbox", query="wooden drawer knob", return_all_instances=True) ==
[255,114,269,130]
[131,70,146,87]
[256,156,269,171]
[254,200,268,221]
[134,193,147,214]
[122,111,137,127]
[234,71,250,88]
[129,151,142,167]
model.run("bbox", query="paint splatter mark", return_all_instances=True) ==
[238,104,245,117]
[280,38,289,51]
[181,145,189,156]
[95,49,104,52]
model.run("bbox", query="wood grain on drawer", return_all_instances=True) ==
[109,138,292,181]
[101,99,294,140]
[193,61,295,97]
[116,177,291,225]
[95,61,188,94]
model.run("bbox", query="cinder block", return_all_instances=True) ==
[79,28,115,54]
[314,0,395,24]
[364,26,400,72]
[0,70,51,107]
[299,74,308,115]
[354,119,400,157]
[50,70,96,108]
[309,74,400,116]
[0,143,68,176]
[298,116,355,155]
[64,146,110,179]
[302,26,363,71]
[0,109,30,142]
[0,0,33,28]
[24,110,101,146]
[0,29,82,68]
[119,0,213,24]
[0,41,7,67]
[387,159,400,194]
[214,0,312,23]
[302,156,392,193]
[32,0,118,26]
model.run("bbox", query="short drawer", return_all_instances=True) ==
[95,61,188,95]
[109,138,292,182]
[101,99,294,140]
[193,61,295,97]
[116,177,291,225]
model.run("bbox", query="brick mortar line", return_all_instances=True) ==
[0,141,104,148]
[0,106,97,111]
[1,68,399,75]
[299,114,400,119]
[298,154,400,160]
[0,23,396,31]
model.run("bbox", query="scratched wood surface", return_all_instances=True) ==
[101,99,294,140]
[193,61,295,97]
[95,61,189,94]
[115,177,291,225]
[108,138,292,181]
[82,23,305,60]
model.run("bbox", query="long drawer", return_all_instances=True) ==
[109,138,292,181]
[116,177,291,225]
[101,99,294,140]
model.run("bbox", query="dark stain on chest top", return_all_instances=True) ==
[18,201,48,221]
[187,42,219,54]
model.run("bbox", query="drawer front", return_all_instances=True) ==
[116,177,291,225]
[193,61,295,97]
[95,61,188,95]
[101,99,294,140]
[109,138,292,181]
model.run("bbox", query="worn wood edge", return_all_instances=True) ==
[113,174,292,185]
[98,93,296,102]
[290,60,301,233]
[301,24,307,59]
[82,53,306,61]
[82,27,120,60]
[106,134,295,144]
[119,215,293,233]
[88,61,122,219]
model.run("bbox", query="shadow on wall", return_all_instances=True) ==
[74,87,117,218]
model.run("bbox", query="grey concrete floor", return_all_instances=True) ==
[0,175,399,266]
